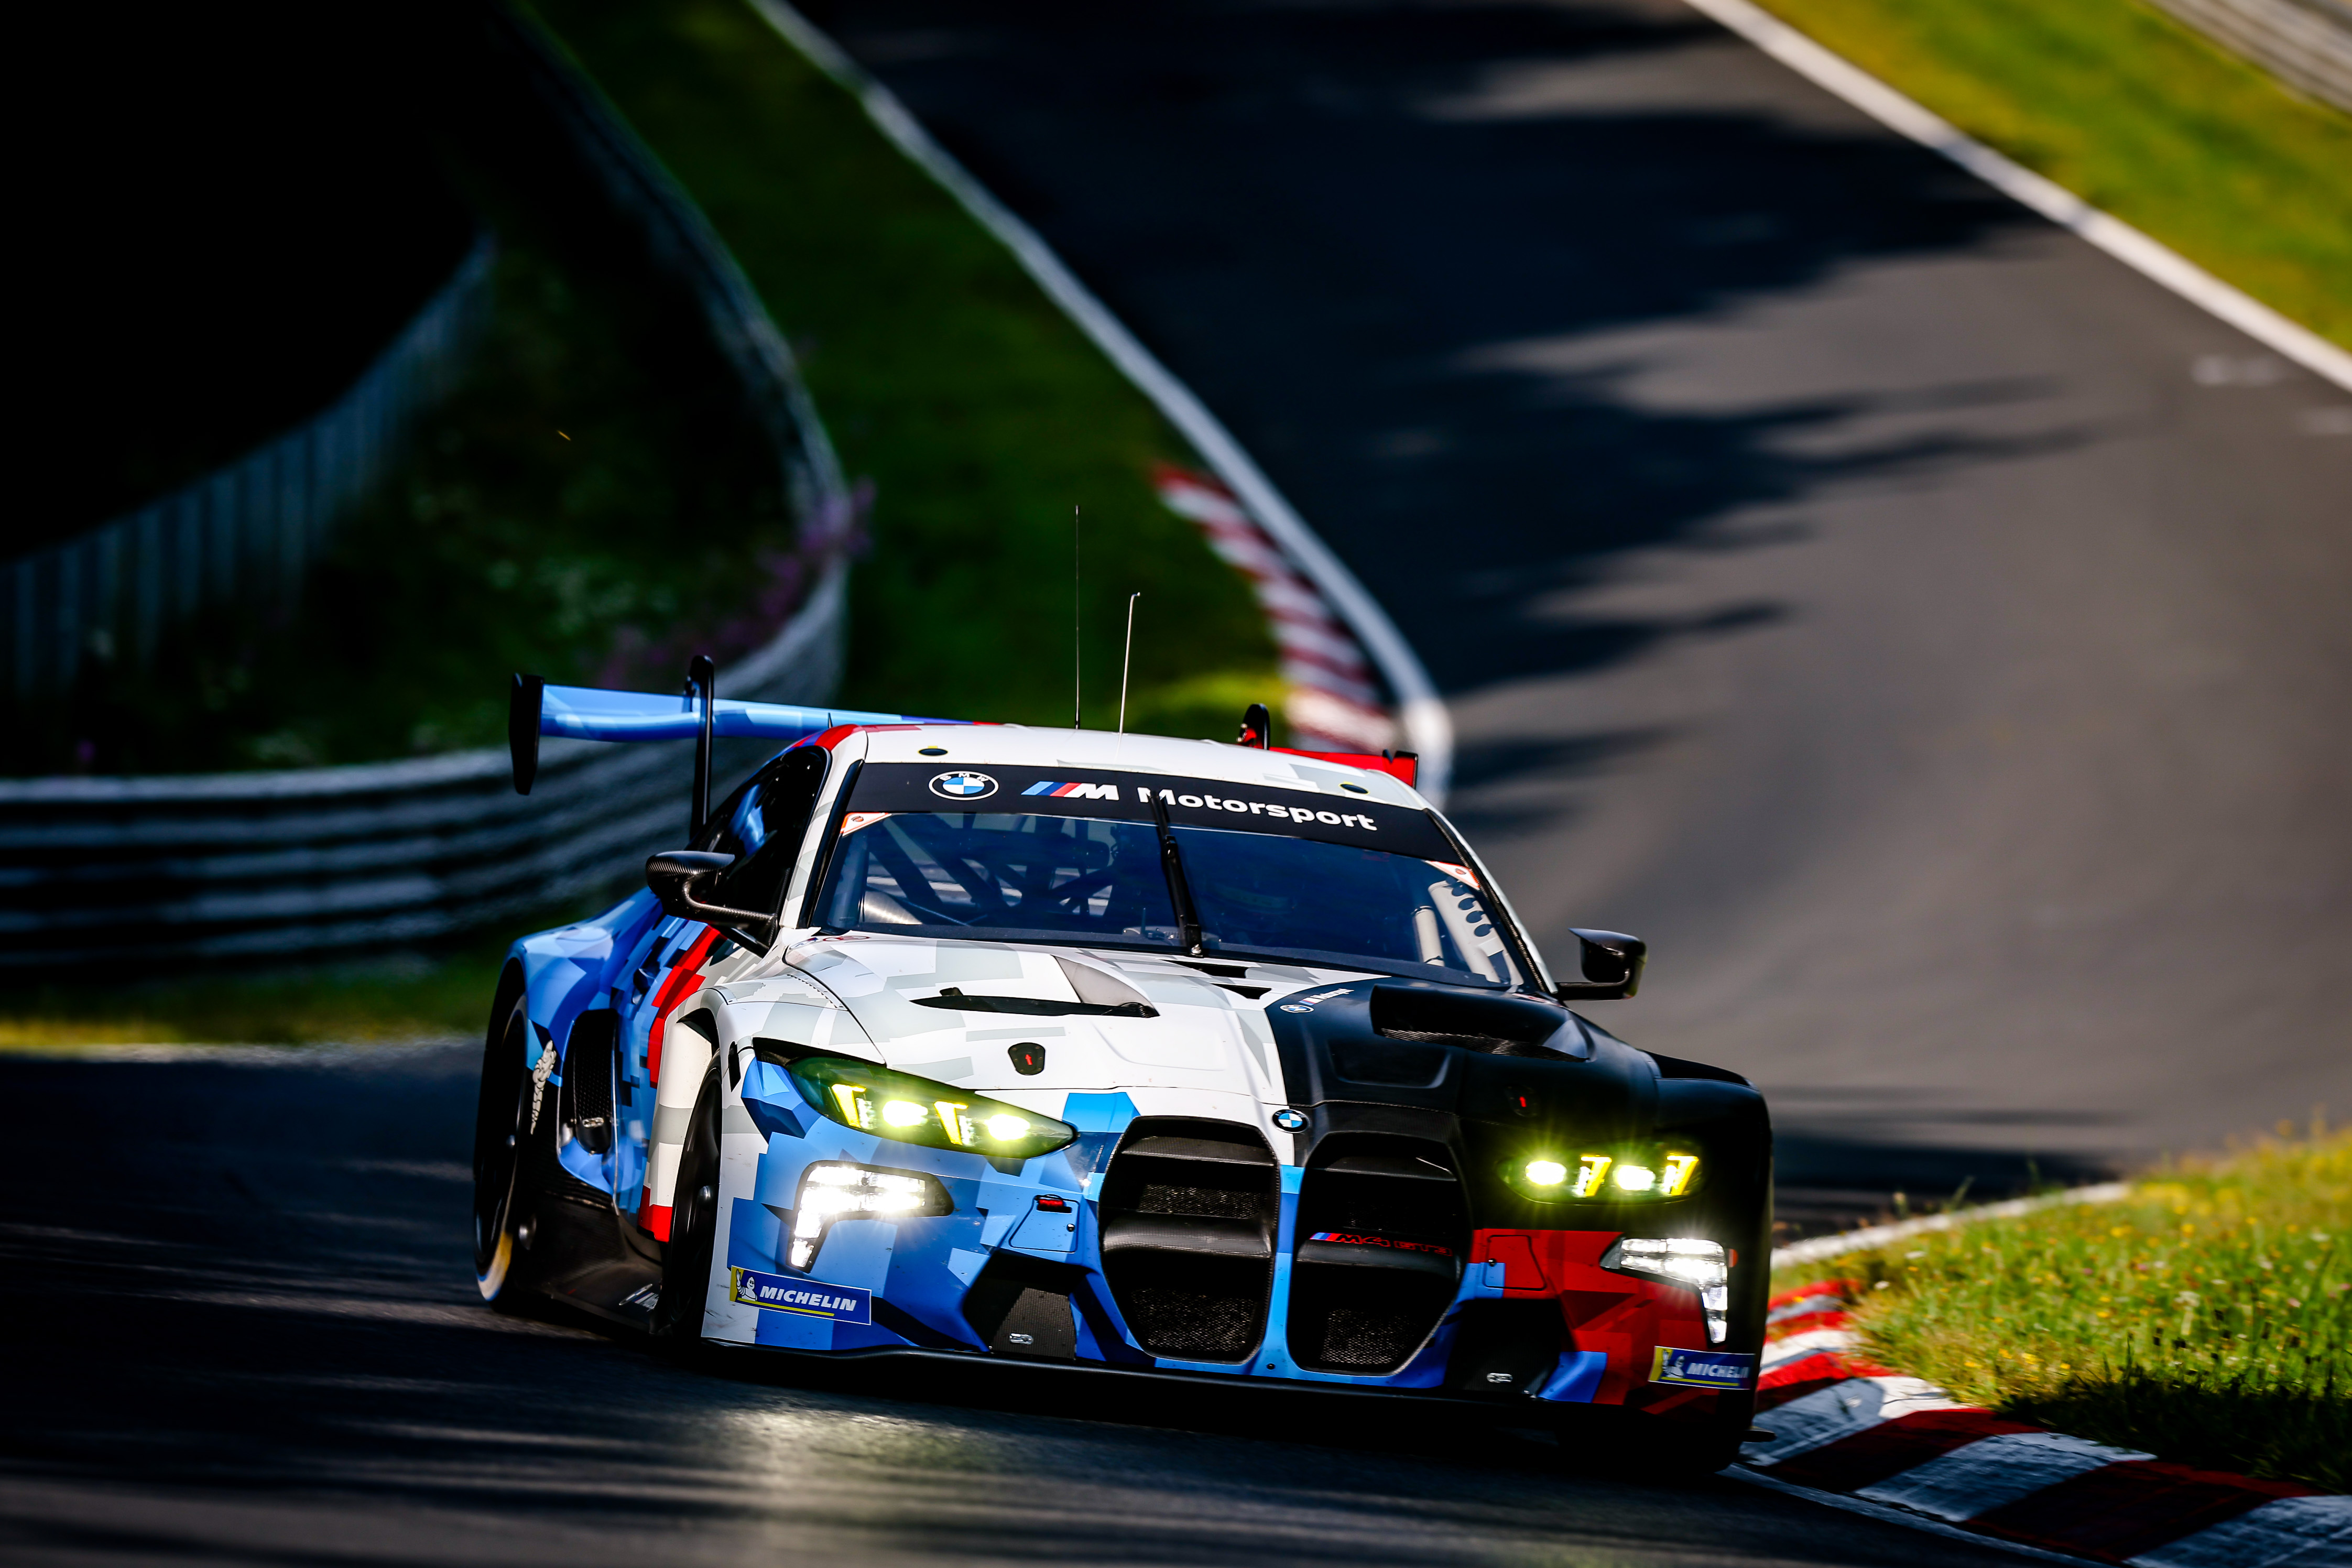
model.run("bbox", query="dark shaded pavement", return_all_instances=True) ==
[1,1047,2029,1566]
[812,0,2352,1227]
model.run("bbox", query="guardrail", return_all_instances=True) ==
[0,4,857,968]
[6,238,496,702]
[0,564,845,969]
[2144,0,2352,112]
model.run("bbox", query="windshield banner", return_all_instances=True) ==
[848,764,1454,858]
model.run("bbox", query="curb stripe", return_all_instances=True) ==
[1753,1279,2346,1564]
[1773,1409,2045,1493]
[1972,1462,2315,1563]
[2125,1496,2352,1567]
[749,0,1456,800]
[1857,1431,2154,1522]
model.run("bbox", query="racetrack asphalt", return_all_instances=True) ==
[805,0,2352,1229]
[1,1046,2032,1567]
[10,4,2347,1563]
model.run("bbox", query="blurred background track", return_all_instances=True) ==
[801,0,2352,1232]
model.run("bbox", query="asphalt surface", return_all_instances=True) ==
[12,3,2349,1564]
[810,0,2352,1225]
[2,1047,2028,1567]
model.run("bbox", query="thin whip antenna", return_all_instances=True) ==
[1119,592,1141,733]
[1073,506,1082,728]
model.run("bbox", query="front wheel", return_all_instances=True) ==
[472,984,533,1309]
[650,1059,725,1344]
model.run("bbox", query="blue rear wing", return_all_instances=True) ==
[507,669,954,803]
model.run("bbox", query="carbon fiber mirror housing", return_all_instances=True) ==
[645,849,771,929]
[1554,928,1646,1001]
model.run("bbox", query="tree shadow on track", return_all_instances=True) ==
[813,0,2087,720]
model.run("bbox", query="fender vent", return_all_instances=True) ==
[1648,1051,1750,1085]
[1099,1119,1277,1362]
[1288,1138,1465,1373]
[562,1012,619,1155]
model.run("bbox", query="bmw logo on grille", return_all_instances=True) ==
[929,770,998,800]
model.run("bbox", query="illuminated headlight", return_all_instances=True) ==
[787,1056,1076,1160]
[1603,1236,1732,1344]
[788,1162,952,1270]
[1504,1148,1703,1201]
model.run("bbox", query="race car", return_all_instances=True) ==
[475,671,1773,1472]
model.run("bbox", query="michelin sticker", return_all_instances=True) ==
[1650,1345,1756,1390]
[729,1269,874,1323]
[929,770,998,801]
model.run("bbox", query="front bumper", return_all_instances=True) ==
[703,1107,1756,1417]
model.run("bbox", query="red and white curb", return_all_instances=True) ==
[1152,464,1402,758]
[1741,1282,2349,1565]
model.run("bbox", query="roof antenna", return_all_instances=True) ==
[1072,506,1082,728]
[1119,592,1141,733]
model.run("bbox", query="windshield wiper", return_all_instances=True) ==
[1149,794,1206,955]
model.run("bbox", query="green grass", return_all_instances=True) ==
[1751,0,2352,348]
[526,0,1278,735]
[1779,1129,2352,1488]
[0,946,510,1048]
[18,232,801,775]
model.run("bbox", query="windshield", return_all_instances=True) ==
[814,811,1523,985]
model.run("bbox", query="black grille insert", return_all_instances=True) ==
[1288,1138,1465,1374]
[1100,1120,1277,1362]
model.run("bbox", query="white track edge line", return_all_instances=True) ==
[1727,1465,2116,1566]
[1677,0,2352,394]
[747,0,1456,802]
[1774,1181,2131,1268]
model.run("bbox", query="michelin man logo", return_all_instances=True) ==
[929,770,998,800]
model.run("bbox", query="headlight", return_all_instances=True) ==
[1503,1147,1702,1201]
[789,1161,952,1269]
[1604,1236,1731,1344]
[787,1056,1077,1161]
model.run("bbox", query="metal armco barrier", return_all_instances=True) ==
[2143,0,2352,111]
[0,566,844,968]
[7,238,496,701]
[2,4,858,967]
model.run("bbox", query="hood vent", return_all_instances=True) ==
[1098,1119,1277,1362]
[1369,984,1585,1058]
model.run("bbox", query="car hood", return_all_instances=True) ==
[707,931,1378,1114]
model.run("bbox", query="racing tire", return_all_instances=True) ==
[650,1057,725,1346]
[472,980,535,1310]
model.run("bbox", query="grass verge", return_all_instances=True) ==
[1777,1128,2351,1489]
[0,950,507,1049]
[1748,0,2352,349]
[527,0,1279,735]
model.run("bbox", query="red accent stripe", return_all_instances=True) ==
[1965,1460,2316,1562]
[642,1203,674,1243]
[1772,1409,2044,1493]
[644,927,722,1089]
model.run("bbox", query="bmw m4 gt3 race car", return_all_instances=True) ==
[475,674,1772,1472]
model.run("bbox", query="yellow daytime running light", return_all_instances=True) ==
[1572,1154,1613,1197]
[1613,1164,1658,1193]
[1525,1159,1569,1186]
[1660,1152,1700,1196]
[787,1057,1077,1161]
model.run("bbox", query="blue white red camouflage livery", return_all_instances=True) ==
[474,692,1773,1472]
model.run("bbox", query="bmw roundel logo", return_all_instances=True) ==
[1271,1108,1310,1132]
[929,769,998,800]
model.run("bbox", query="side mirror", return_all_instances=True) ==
[646,850,774,930]
[1555,928,1646,1001]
